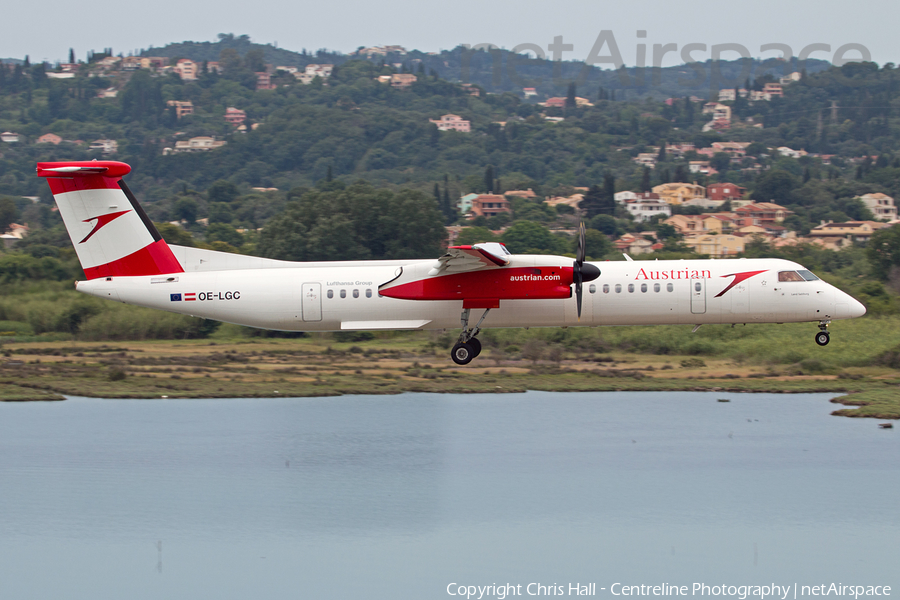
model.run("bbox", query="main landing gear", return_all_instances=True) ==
[451,308,490,365]
[815,320,831,346]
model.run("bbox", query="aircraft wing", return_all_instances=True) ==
[427,242,510,276]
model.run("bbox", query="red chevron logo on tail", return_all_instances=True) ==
[79,210,131,244]
[715,270,768,297]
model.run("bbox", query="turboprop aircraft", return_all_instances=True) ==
[37,160,866,365]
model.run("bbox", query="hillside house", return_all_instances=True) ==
[166,136,227,154]
[377,74,417,88]
[544,194,584,211]
[429,114,471,132]
[808,221,887,242]
[505,189,536,199]
[625,197,671,222]
[683,233,745,257]
[856,193,897,220]
[471,194,512,218]
[1,132,19,143]
[173,59,198,80]
[89,139,117,154]
[665,214,730,235]
[255,72,276,90]
[707,182,745,201]
[458,193,479,214]
[613,233,660,255]
[166,100,194,119]
[36,133,62,145]
[652,182,706,205]
[294,64,333,84]
[224,107,246,126]
[733,203,792,225]
[763,83,783,98]
[614,191,639,204]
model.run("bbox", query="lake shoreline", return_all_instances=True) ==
[2,338,898,419]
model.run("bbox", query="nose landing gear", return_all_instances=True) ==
[451,308,489,365]
[815,320,831,346]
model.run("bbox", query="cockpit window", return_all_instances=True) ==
[778,271,805,282]
[797,269,819,281]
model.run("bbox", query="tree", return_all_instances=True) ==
[580,178,615,219]
[657,143,667,162]
[207,223,245,247]
[500,221,565,254]
[583,228,612,259]
[455,226,497,245]
[244,48,266,73]
[208,203,234,224]
[207,180,239,204]
[484,165,495,193]
[867,225,900,279]
[257,183,445,262]
[0,197,19,231]
[68,48,75,64]
[709,152,731,173]
[590,214,619,235]
[640,167,652,192]
[565,82,577,110]
[752,170,799,203]
[172,198,198,223]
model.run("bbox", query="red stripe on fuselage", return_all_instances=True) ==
[82,239,184,279]
[380,267,573,301]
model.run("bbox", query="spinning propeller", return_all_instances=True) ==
[573,222,601,319]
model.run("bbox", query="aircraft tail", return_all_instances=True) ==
[37,161,183,279]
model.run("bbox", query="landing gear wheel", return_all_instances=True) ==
[451,342,476,365]
[469,338,482,358]
[815,331,830,346]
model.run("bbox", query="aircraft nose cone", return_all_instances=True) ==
[581,262,601,282]
[850,297,867,318]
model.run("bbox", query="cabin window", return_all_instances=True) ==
[615,284,622,293]
[797,269,819,281]
[667,283,674,292]
[640,283,648,293]
[778,271,805,282]
[602,284,609,294]
[589,284,596,294]
[366,289,373,298]
[694,282,702,292]
[352,289,359,298]
[327,289,334,299]
[340,289,347,298]
[654,283,660,292]
[627,284,634,293]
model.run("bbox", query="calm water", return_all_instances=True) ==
[0,391,897,599]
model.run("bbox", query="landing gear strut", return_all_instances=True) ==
[451,308,490,365]
[815,320,831,346]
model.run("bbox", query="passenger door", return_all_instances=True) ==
[301,282,322,322]
[690,278,707,314]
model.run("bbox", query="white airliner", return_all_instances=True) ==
[38,160,866,364]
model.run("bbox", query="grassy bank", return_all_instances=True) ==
[2,323,899,419]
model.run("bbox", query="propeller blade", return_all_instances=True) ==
[577,222,586,264]
[576,280,583,319]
